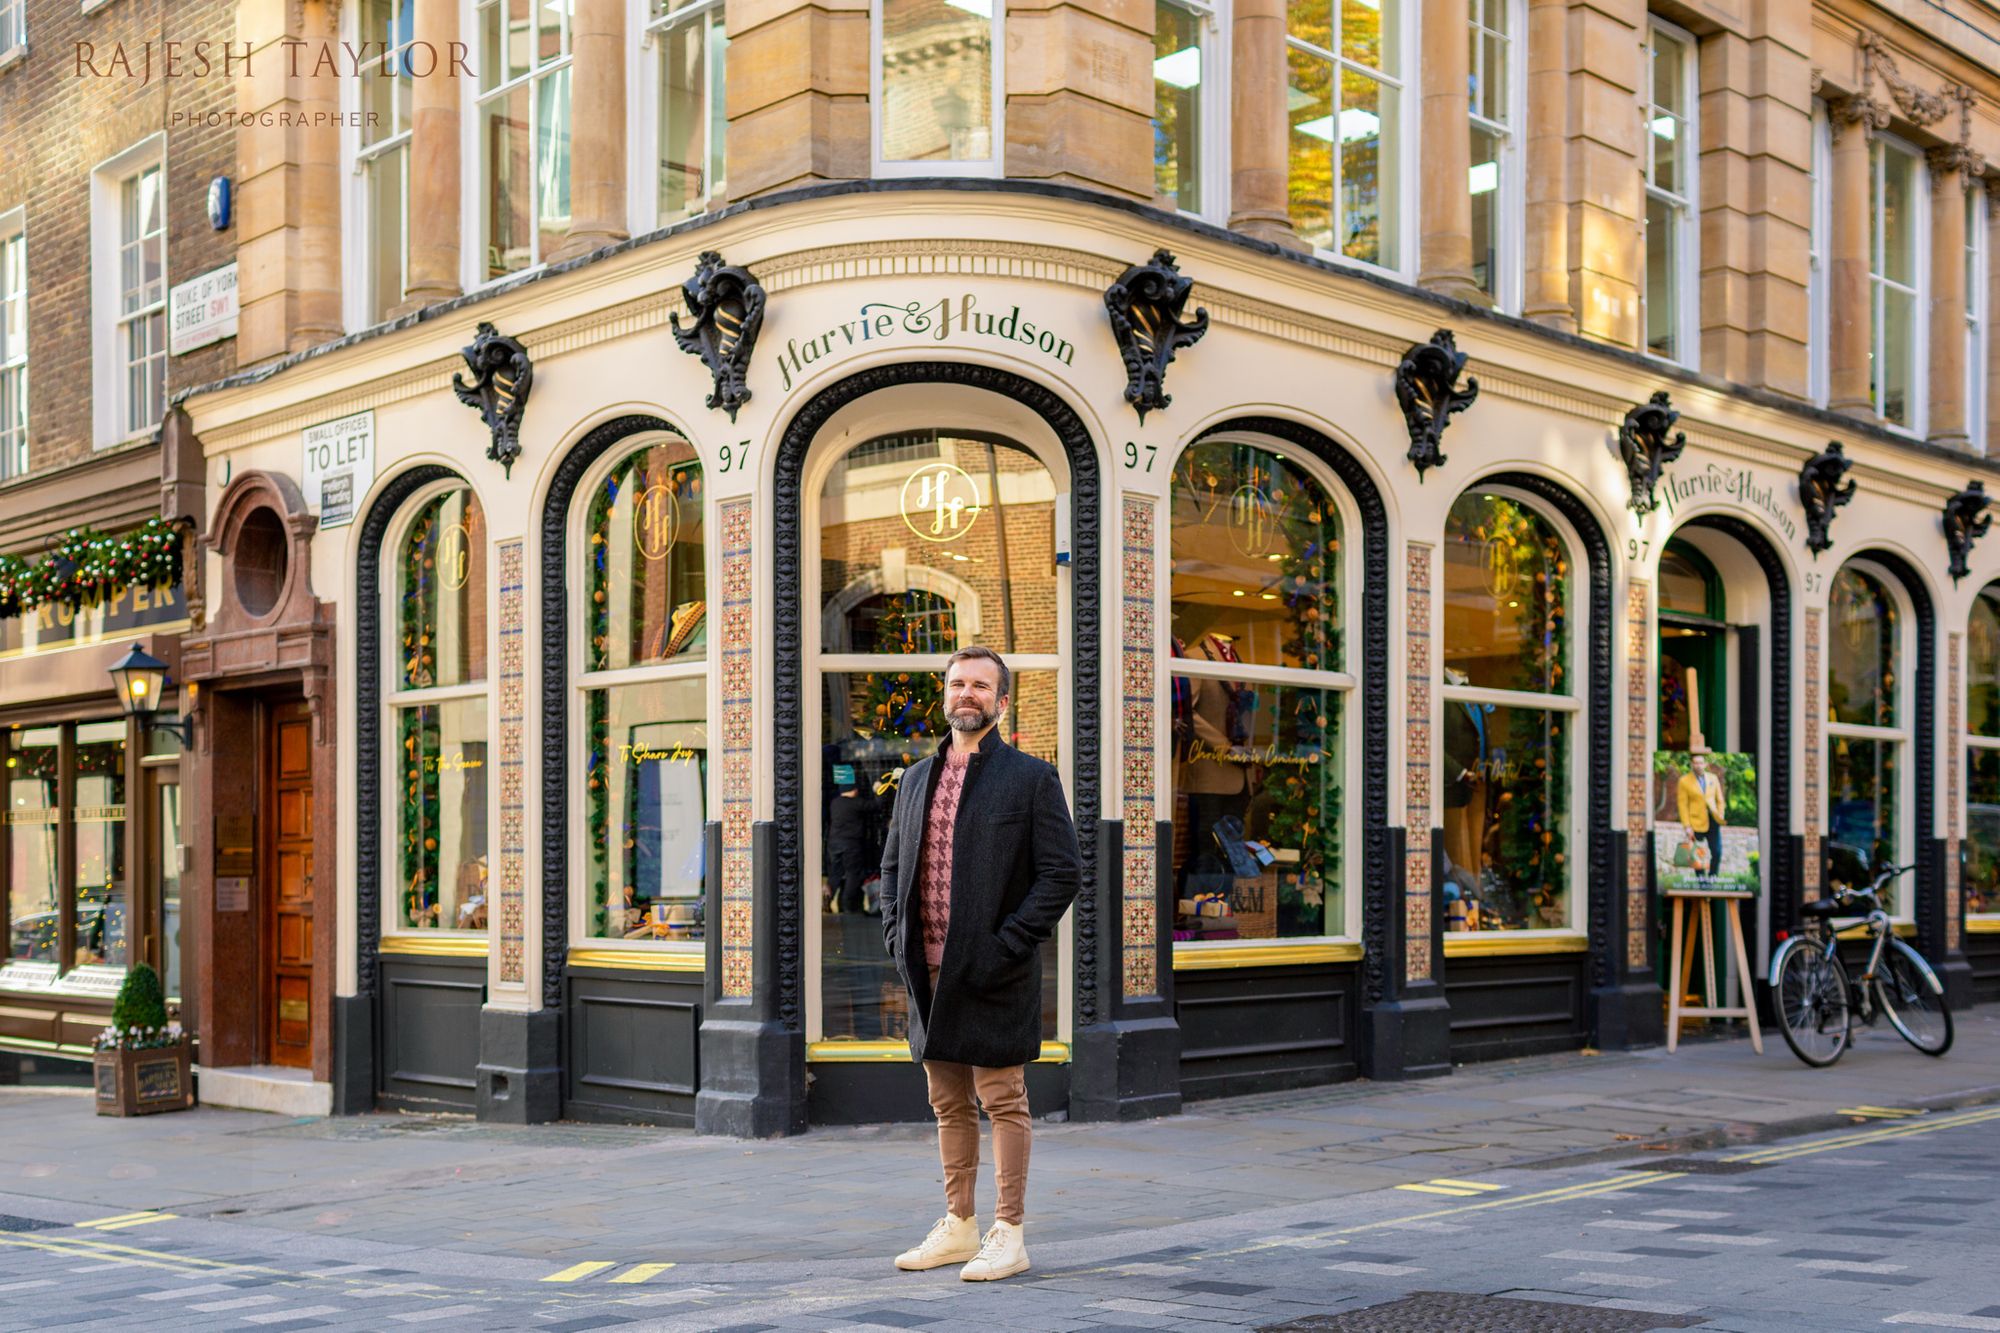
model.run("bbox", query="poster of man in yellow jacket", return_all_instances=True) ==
[1653,750,1758,894]
[1675,754,1727,878]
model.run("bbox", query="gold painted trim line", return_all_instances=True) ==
[0,1036,95,1058]
[378,935,491,958]
[1833,921,1918,940]
[566,947,705,973]
[1442,933,1590,958]
[1173,942,1364,970]
[808,1040,1071,1064]
[1966,917,2000,934]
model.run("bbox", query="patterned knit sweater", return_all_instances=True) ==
[917,748,972,968]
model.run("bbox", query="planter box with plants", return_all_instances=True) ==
[93,963,194,1117]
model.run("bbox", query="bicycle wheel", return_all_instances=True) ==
[1774,940,1851,1068]
[1876,944,1954,1056]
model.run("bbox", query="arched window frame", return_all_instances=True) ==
[1825,558,1916,917]
[1164,431,1363,947]
[1439,484,1589,938]
[1966,581,2000,921]
[566,430,717,957]
[379,478,493,939]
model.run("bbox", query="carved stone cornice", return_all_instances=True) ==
[1827,91,1890,143]
[1858,30,1955,128]
[1929,143,1986,182]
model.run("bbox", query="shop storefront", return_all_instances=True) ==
[169,185,1990,1129]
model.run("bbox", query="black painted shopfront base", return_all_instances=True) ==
[695,1018,806,1137]
[1938,956,1976,1013]
[1591,980,1666,1051]
[1969,932,2000,1004]
[1072,1017,1181,1122]
[476,1008,560,1124]
[331,993,374,1115]
[1359,994,1452,1080]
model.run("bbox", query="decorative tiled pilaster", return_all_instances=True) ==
[1803,607,1823,899]
[719,498,756,998]
[1121,495,1159,997]
[1949,630,1963,952]
[1404,543,1433,982]
[496,539,526,985]
[1626,580,1651,970]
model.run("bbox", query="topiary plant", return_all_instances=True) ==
[111,963,168,1035]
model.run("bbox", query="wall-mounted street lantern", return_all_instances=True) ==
[108,643,190,746]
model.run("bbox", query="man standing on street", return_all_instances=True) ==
[878,646,1081,1282]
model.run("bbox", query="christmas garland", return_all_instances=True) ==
[0,516,187,621]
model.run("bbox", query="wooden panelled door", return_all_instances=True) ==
[264,701,314,1067]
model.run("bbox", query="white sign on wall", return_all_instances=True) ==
[303,410,376,529]
[169,263,239,355]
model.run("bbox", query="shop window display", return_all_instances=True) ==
[815,431,1061,1044]
[1826,564,1906,910]
[1967,581,2000,916]
[391,487,491,932]
[5,727,61,963]
[3,722,127,970]
[1440,491,1574,931]
[1168,439,1346,942]
[577,436,710,943]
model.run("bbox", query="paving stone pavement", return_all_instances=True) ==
[0,1011,1996,1330]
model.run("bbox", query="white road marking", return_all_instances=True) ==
[1588,1220,1680,1231]
[1644,1209,1732,1219]
[1677,1234,1777,1246]
[1543,1250,1641,1264]
[1573,1273,1673,1289]
[1328,1261,1424,1276]
[1799,1260,1910,1274]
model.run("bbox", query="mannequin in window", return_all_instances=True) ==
[1442,667,1493,886]
[1172,634,1249,901]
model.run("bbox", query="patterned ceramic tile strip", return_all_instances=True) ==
[1626,580,1651,971]
[719,498,756,998]
[1404,543,1433,982]
[496,539,526,986]
[1121,495,1158,997]
[1803,607,1822,900]
[1949,630,1962,952]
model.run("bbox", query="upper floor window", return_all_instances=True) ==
[1644,19,1697,364]
[1870,137,1924,431]
[1968,186,1987,450]
[0,219,24,479]
[91,142,166,446]
[1468,0,1521,309]
[1154,0,1218,217]
[874,0,1002,177]
[1288,0,1405,271]
[649,0,728,224]
[0,0,24,61]
[357,0,415,323]
[475,0,572,280]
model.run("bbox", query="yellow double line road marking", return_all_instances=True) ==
[1395,1178,1505,1198]
[75,1211,176,1231]
[1728,1105,2000,1165]
[1836,1105,1924,1119]
[0,1231,267,1277]
[543,1259,678,1283]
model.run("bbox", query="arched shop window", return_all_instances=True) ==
[1966,581,2000,919]
[575,434,709,944]
[4,721,127,969]
[386,484,490,934]
[1826,562,1910,912]
[1440,489,1578,932]
[1168,437,1350,943]
[815,429,1062,1044]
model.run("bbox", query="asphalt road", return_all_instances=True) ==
[3,1098,1998,1331]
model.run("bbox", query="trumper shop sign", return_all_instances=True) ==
[775,294,1079,393]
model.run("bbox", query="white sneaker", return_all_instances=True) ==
[894,1213,980,1271]
[959,1220,1030,1281]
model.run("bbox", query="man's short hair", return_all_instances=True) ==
[945,645,1011,700]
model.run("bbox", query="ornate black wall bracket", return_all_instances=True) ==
[1394,330,1479,481]
[670,251,765,422]
[1944,480,1992,584]
[1618,390,1686,515]
[1799,441,1857,557]
[1103,249,1208,422]
[451,322,534,478]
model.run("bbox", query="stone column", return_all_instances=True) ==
[1229,0,1300,249]
[1522,0,1573,330]
[1419,0,1481,302]
[725,0,868,197]
[1988,176,2000,453]
[1564,0,1645,349]
[295,0,344,347]
[1005,0,1154,199]
[557,0,630,259]
[401,0,463,308]
[1928,147,1974,449]
[1827,93,1884,419]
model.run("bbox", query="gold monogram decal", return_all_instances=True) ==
[1228,484,1276,558]
[634,484,679,561]
[439,523,472,591]
[899,463,983,543]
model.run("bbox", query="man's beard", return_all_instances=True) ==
[948,699,1003,732]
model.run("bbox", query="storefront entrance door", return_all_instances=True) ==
[263,701,314,1067]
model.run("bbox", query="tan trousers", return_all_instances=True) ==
[920,967,1030,1225]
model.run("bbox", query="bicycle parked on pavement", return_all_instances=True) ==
[1768,863,1953,1068]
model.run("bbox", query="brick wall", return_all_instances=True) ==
[0,0,237,478]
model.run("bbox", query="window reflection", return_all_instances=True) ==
[6,727,60,963]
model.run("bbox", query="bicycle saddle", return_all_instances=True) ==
[1801,897,1848,917]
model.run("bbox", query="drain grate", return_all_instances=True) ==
[1619,1157,1769,1175]
[1261,1291,1704,1331]
[0,1215,67,1233]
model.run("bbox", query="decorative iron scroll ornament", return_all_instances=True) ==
[1394,329,1479,480]
[1798,441,1857,557]
[1103,249,1209,422]
[670,251,765,422]
[1944,481,1992,585]
[452,322,535,478]
[1618,390,1687,515]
